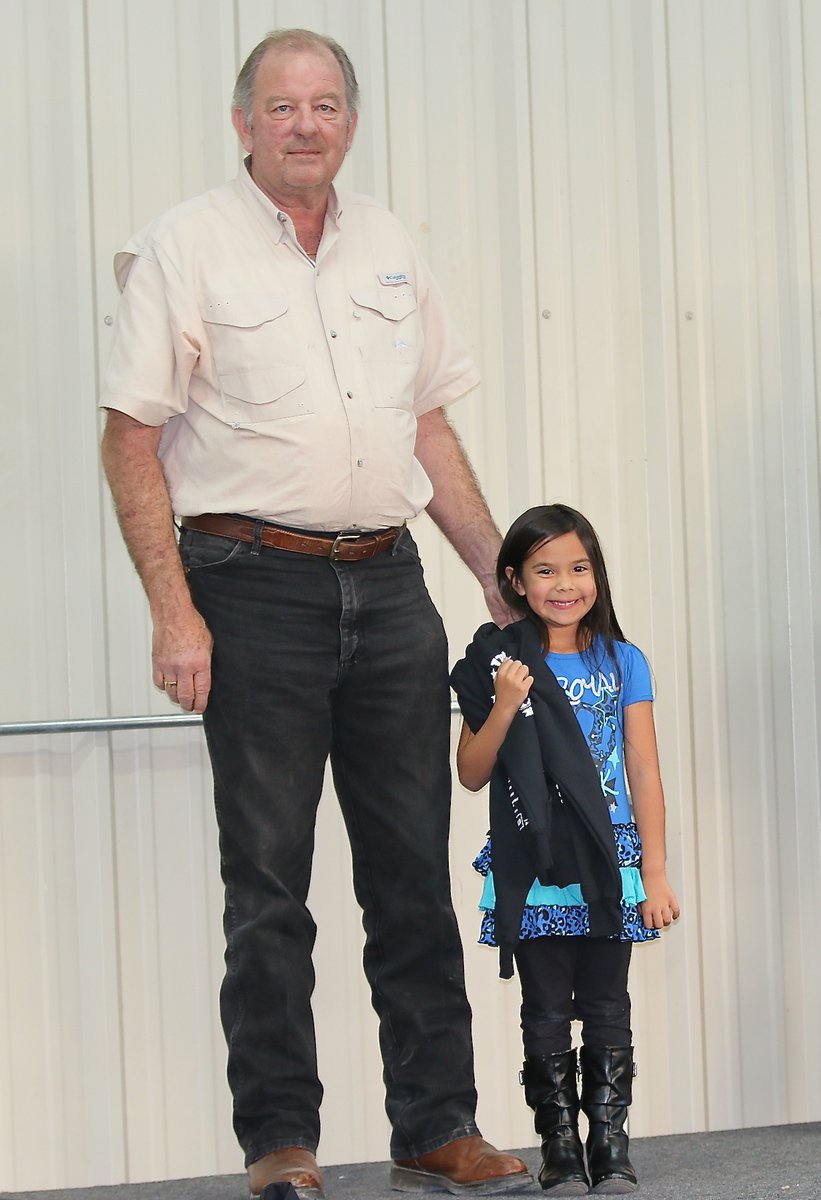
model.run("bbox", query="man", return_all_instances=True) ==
[101,29,528,1200]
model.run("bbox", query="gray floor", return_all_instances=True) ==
[2,1123,819,1200]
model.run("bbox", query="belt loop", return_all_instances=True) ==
[251,520,263,556]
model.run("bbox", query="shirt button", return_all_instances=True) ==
[357,459,364,467]
[329,329,338,338]
[346,391,353,398]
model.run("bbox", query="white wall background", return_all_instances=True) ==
[2,0,820,1189]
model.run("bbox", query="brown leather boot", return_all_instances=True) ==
[247,1147,324,1199]
[391,1134,531,1193]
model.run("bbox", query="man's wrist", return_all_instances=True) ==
[148,579,199,624]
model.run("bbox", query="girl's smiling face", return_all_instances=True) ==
[506,531,597,650]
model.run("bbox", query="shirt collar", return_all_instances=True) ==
[237,156,342,240]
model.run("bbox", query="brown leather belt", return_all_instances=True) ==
[180,513,404,562]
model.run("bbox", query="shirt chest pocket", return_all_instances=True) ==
[349,284,422,410]
[201,289,310,424]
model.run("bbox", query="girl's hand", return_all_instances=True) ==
[493,658,534,717]
[639,874,681,930]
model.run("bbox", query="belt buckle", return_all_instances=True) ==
[329,531,363,561]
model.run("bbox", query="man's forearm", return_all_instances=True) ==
[101,409,213,711]
[415,407,502,580]
[101,410,190,615]
[415,407,510,624]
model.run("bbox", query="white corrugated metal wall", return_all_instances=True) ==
[2,0,819,1189]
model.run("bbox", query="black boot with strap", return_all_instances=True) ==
[521,1050,589,1195]
[579,1045,638,1194]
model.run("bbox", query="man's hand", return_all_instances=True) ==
[151,607,214,713]
[482,581,517,628]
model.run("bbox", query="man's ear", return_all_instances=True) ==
[345,108,358,153]
[232,106,254,153]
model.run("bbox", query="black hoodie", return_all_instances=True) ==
[450,619,623,978]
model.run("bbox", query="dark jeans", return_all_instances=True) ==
[180,525,479,1164]
[514,937,632,1057]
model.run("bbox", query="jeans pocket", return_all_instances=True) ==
[393,529,421,564]
[179,527,246,572]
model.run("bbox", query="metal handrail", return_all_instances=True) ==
[0,703,462,737]
[0,714,204,736]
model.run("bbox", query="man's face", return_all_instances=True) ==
[232,46,357,208]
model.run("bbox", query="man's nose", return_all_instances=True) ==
[293,106,319,135]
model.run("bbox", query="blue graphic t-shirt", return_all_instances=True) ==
[547,639,653,823]
[474,637,659,944]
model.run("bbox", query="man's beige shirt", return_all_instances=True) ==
[101,163,480,531]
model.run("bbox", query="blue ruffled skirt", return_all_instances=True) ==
[473,822,659,945]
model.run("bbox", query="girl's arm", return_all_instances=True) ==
[456,658,533,791]
[623,700,681,929]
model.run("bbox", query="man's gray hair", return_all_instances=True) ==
[232,29,360,127]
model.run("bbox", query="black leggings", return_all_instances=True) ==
[514,936,633,1057]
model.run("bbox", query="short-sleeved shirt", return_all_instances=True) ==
[546,640,654,821]
[100,161,480,530]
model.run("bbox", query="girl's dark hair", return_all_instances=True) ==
[497,504,627,664]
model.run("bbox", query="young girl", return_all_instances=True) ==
[450,504,679,1197]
